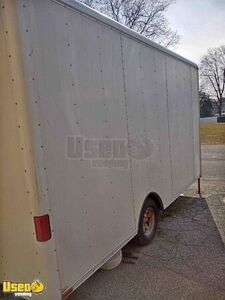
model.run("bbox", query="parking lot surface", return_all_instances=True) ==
[71,145,225,300]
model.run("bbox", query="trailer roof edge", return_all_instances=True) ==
[53,0,198,69]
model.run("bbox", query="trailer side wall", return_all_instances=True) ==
[16,0,136,291]
[12,0,199,295]
[0,1,61,298]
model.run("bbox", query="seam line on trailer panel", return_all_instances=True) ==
[165,56,174,195]
[165,176,198,209]
[120,34,137,227]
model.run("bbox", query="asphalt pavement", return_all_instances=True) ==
[71,145,225,300]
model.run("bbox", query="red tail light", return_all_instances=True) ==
[34,214,51,242]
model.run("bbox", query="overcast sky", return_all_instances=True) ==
[165,0,225,64]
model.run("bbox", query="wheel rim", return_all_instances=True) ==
[143,207,155,237]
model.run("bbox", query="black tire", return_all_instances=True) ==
[133,198,159,246]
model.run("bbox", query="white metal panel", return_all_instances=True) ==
[166,56,196,197]
[17,0,136,291]
[57,0,198,68]
[1,1,61,299]
[14,0,200,295]
[121,35,173,217]
[191,66,201,177]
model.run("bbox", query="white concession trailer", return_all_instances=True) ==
[0,0,200,299]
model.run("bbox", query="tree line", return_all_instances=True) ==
[78,0,180,48]
[200,46,225,117]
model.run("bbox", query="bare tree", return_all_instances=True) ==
[76,0,180,48]
[200,46,225,116]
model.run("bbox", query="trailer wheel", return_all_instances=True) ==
[134,198,159,246]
